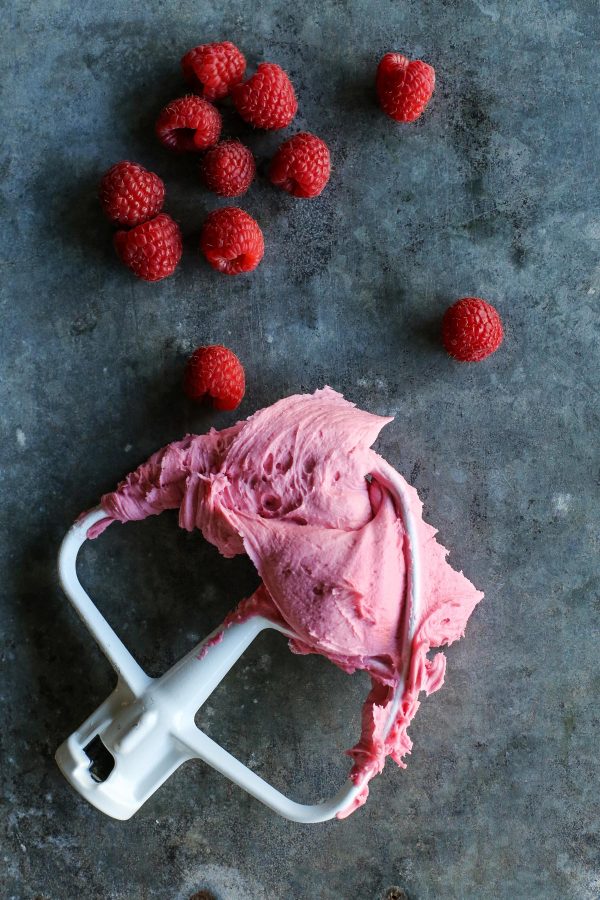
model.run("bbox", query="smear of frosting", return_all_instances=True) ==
[88,387,483,816]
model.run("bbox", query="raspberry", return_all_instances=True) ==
[181,41,246,101]
[269,132,331,198]
[202,141,256,197]
[99,161,165,227]
[376,53,435,122]
[114,213,183,282]
[232,63,297,129]
[442,298,504,362]
[199,207,264,275]
[155,96,221,152]
[183,345,245,410]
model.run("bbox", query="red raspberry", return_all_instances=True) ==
[99,161,165,227]
[442,298,504,362]
[155,96,221,152]
[269,132,331,198]
[183,345,245,410]
[181,41,246,101]
[114,213,183,282]
[376,53,435,122]
[202,141,256,197]
[232,63,297,129]
[199,207,264,275]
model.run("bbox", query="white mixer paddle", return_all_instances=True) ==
[55,464,419,822]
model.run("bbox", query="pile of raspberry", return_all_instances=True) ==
[99,41,332,282]
[98,42,504,414]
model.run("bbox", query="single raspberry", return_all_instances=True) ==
[155,96,222,152]
[99,161,165,227]
[202,141,256,197]
[114,213,183,282]
[183,344,245,410]
[231,63,297,129]
[442,298,504,362]
[376,53,435,122]
[269,132,331,198]
[199,207,264,275]
[181,41,246,101]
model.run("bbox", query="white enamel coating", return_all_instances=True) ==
[55,464,419,822]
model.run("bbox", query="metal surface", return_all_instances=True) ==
[1,0,599,897]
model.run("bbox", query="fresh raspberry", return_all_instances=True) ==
[269,132,331,198]
[155,96,221,152]
[181,41,246,101]
[376,53,435,122]
[199,207,264,275]
[442,298,504,362]
[202,141,256,197]
[232,63,297,129]
[183,345,245,410]
[99,161,165,227]
[114,213,183,282]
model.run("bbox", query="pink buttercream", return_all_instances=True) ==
[88,388,483,816]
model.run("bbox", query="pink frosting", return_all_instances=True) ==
[88,387,483,816]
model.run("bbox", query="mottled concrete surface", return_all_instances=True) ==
[1,1,599,898]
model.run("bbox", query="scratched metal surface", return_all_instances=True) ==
[1,1,599,898]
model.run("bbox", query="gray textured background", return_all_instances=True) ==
[1,0,599,898]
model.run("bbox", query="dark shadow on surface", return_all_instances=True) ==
[47,166,116,268]
[333,66,379,118]
[77,512,260,677]
[408,310,446,352]
[13,535,115,755]
[194,629,367,802]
